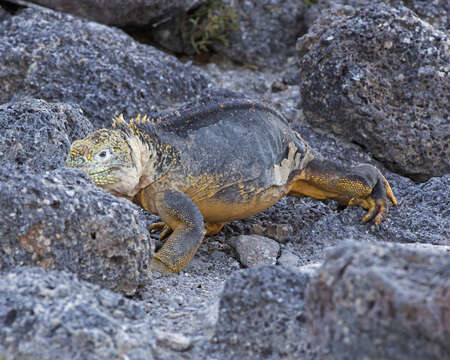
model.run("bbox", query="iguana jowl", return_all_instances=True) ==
[66,98,397,273]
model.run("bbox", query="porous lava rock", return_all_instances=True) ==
[212,0,308,69]
[0,166,153,295]
[297,3,449,181]
[208,265,316,360]
[305,0,449,31]
[0,7,209,128]
[7,0,201,26]
[0,267,157,360]
[0,98,93,171]
[306,241,450,360]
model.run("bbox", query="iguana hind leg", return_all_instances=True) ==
[288,159,397,225]
[151,190,205,273]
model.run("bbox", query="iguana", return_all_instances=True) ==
[66,97,397,273]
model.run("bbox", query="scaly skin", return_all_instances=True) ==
[66,98,397,273]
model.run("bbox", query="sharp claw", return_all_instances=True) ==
[149,222,166,232]
[149,222,172,240]
[381,175,398,206]
[386,183,398,206]
[362,210,377,223]
[349,170,396,225]
[374,199,388,225]
[159,225,172,240]
[361,198,377,223]
[374,212,387,225]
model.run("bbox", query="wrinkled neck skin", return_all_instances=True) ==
[103,135,154,200]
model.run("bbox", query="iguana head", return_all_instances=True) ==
[66,128,148,197]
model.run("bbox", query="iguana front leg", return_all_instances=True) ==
[150,190,205,273]
[288,159,397,225]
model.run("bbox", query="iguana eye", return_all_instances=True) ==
[95,149,111,160]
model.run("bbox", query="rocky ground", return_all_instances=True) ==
[0,1,448,359]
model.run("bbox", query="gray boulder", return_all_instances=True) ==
[0,98,93,171]
[0,166,154,295]
[306,241,450,359]
[277,249,301,269]
[208,265,316,360]
[305,0,449,31]
[0,7,209,128]
[0,267,157,360]
[231,235,280,268]
[211,0,307,69]
[8,0,202,26]
[297,3,449,181]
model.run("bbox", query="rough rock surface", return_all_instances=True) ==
[203,59,301,118]
[0,2,448,359]
[208,265,316,360]
[0,4,8,20]
[231,235,280,268]
[277,249,301,269]
[0,267,158,360]
[9,0,202,26]
[0,98,93,171]
[0,7,209,128]
[306,0,449,31]
[297,3,450,181]
[212,0,307,69]
[0,166,154,295]
[409,0,450,30]
[306,241,450,359]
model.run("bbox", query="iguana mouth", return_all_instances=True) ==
[88,168,111,176]
[87,168,117,186]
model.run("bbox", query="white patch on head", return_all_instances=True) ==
[103,135,152,197]
[104,166,140,197]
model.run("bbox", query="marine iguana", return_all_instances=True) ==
[66,97,397,273]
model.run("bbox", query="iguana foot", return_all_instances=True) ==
[205,222,226,236]
[149,222,173,240]
[150,258,174,274]
[348,166,397,225]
